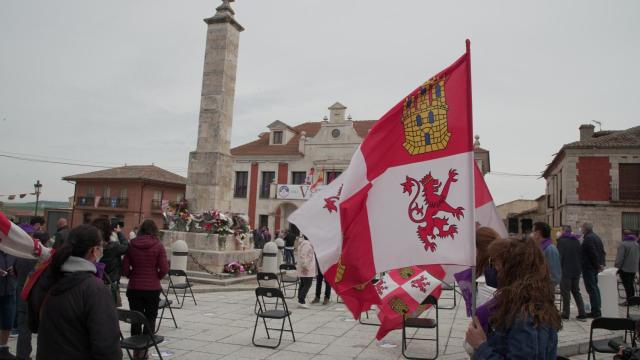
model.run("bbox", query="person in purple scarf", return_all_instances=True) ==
[615,229,640,303]
[557,225,587,320]
[531,222,561,287]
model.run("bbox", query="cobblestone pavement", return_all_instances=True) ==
[8,280,633,359]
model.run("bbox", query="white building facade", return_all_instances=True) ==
[230,102,491,234]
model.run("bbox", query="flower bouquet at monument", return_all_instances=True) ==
[164,199,250,236]
[241,260,257,275]
[223,261,245,275]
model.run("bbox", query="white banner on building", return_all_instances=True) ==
[276,184,325,200]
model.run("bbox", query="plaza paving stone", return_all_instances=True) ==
[7,279,635,359]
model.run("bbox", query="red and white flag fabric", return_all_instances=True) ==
[374,265,445,340]
[309,168,324,191]
[473,163,507,237]
[305,168,315,185]
[289,41,476,318]
[0,211,50,260]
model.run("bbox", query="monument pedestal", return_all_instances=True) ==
[161,230,261,274]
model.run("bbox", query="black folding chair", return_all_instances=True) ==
[278,264,299,299]
[252,287,295,349]
[438,281,457,310]
[155,289,177,333]
[118,309,165,360]
[587,317,636,360]
[167,269,197,308]
[625,296,640,341]
[402,295,439,360]
[554,286,563,313]
[255,272,283,313]
[359,309,381,326]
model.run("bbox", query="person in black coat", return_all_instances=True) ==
[581,222,605,318]
[53,218,71,249]
[557,225,587,320]
[31,225,122,360]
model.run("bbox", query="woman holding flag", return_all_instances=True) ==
[465,237,561,359]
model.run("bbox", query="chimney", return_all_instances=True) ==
[579,124,595,141]
[298,131,306,154]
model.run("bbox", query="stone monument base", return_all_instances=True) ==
[161,230,261,274]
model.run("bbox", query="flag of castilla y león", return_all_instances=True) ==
[289,41,476,320]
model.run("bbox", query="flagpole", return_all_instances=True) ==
[466,39,478,319]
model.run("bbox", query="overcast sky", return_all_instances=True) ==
[1,0,639,205]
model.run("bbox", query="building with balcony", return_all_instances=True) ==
[542,124,640,256]
[63,165,186,236]
[229,102,492,234]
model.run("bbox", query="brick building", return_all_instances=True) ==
[543,124,640,256]
[229,102,492,234]
[63,165,186,236]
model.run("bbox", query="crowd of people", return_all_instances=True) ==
[0,216,168,360]
[464,222,639,359]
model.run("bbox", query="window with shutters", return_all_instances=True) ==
[619,163,640,200]
[260,172,275,198]
[291,172,307,185]
[234,171,248,198]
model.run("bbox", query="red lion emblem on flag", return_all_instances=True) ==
[401,168,465,252]
[410,275,431,293]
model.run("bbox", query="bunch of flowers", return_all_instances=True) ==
[241,260,257,274]
[163,200,250,235]
[223,261,245,274]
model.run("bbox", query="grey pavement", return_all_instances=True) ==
[7,278,636,359]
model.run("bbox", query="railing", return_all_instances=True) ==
[77,197,128,208]
[76,196,95,207]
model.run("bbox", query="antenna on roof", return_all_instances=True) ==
[592,120,602,131]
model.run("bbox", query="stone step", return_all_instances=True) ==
[186,270,257,286]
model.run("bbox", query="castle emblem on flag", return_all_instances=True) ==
[401,169,465,252]
[401,77,450,155]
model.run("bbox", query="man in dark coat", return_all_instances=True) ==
[581,222,605,318]
[53,218,70,249]
[557,225,587,320]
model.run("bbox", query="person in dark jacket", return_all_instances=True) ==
[36,225,122,360]
[52,218,70,249]
[556,225,587,321]
[122,219,168,360]
[92,219,128,284]
[581,222,605,318]
[0,250,17,360]
[283,230,296,265]
[465,237,561,359]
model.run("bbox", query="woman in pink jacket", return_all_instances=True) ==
[122,219,168,359]
[296,235,316,308]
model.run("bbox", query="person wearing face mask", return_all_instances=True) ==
[34,225,122,360]
[465,237,561,359]
[556,225,587,321]
[531,222,562,288]
[122,219,168,360]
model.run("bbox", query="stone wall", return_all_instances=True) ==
[161,230,261,273]
[562,204,639,260]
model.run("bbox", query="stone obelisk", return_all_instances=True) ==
[186,0,244,213]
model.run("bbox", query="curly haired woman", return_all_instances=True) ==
[466,237,562,359]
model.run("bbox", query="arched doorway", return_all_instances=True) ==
[274,202,298,235]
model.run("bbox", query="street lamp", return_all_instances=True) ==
[34,180,42,216]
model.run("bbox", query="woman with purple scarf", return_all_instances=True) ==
[616,229,640,303]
